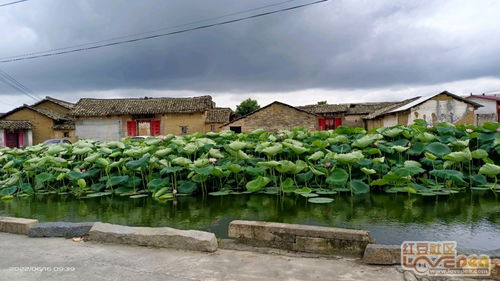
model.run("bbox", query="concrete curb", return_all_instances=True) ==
[363,244,401,265]
[228,220,374,257]
[28,222,95,238]
[0,216,38,235]
[89,222,218,252]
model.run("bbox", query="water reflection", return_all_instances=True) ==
[1,191,499,250]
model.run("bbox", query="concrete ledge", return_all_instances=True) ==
[0,216,38,235]
[228,220,374,256]
[89,222,217,252]
[28,222,95,238]
[363,244,401,265]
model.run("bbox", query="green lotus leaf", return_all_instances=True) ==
[308,197,334,204]
[147,178,169,191]
[352,134,383,148]
[471,149,488,159]
[178,180,197,194]
[107,175,129,187]
[308,151,325,161]
[228,141,247,151]
[246,176,271,192]
[360,167,376,175]
[171,157,192,167]
[326,168,348,186]
[334,150,364,164]
[478,163,500,178]
[350,180,369,194]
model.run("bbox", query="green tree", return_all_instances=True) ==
[235,98,260,117]
[317,101,327,105]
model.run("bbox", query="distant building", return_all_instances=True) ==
[465,94,500,125]
[69,95,232,141]
[221,101,318,133]
[299,101,406,129]
[205,107,233,133]
[0,97,75,148]
[364,91,482,130]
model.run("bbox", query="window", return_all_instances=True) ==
[63,132,70,138]
[180,126,188,134]
[318,118,342,130]
[230,126,241,133]
[210,124,216,132]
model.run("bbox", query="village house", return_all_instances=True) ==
[221,101,318,133]
[363,91,482,130]
[69,95,232,141]
[298,101,405,130]
[465,94,500,125]
[0,96,75,148]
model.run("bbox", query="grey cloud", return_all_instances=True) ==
[0,0,500,98]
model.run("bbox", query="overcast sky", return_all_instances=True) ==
[1,0,500,111]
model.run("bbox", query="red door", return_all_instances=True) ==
[5,131,19,148]
[127,121,137,136]
[334,117,342,128]
[151,120,161,136]
[318,118,325,130]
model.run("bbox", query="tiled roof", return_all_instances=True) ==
[346,102,401,115]
[467,94,500,102]
[0,105,70,121]
[206,107,233,123]
[298,104,349,114]
[0,120,33,130]
[223,101,317,127]
[299,102,400,115]
[70,96,214,117]
[32,96,74,109]
[363,97,421,119]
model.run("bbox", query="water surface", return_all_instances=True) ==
[1,192,499,250]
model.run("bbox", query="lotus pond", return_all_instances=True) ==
[1,191,500,250]
[0,121,499,249]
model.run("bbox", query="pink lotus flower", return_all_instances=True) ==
[324,162,331,168]
[408,142,412,147]
[427,125,433,129]
[172,189,178,195]
[497,128,500,132]
[81,169,86,173]
[466,128,474,133]
[159,135,168,140]
[278,133,285,138]
[373,142,379,147]
[208,158,217,164]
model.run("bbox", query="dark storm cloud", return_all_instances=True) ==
[1,0,500,96]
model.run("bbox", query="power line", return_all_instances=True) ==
[1,0,301,61]
[0,0,328,63]
[0,0,29,8]
[0,69,39,101]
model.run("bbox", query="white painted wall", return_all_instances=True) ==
[408,99,471,125]
[0,129,4,147]
[25,130,33,147]
[75,119,122,141]
[467,97,496,114]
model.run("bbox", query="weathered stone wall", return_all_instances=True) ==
[342,114,365,128]
[161,112,206,135]
[222,103,317,133]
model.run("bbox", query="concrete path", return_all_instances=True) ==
[0,232,404,281]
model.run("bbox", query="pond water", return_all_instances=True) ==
[1,192,500,250]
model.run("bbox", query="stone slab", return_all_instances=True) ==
[0,216,38,235]
[28,222,95,238]
[89,222,217,252]
[363,244,401,265]
[228,220,374,256]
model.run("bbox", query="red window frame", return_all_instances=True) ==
[318,118,342,130]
